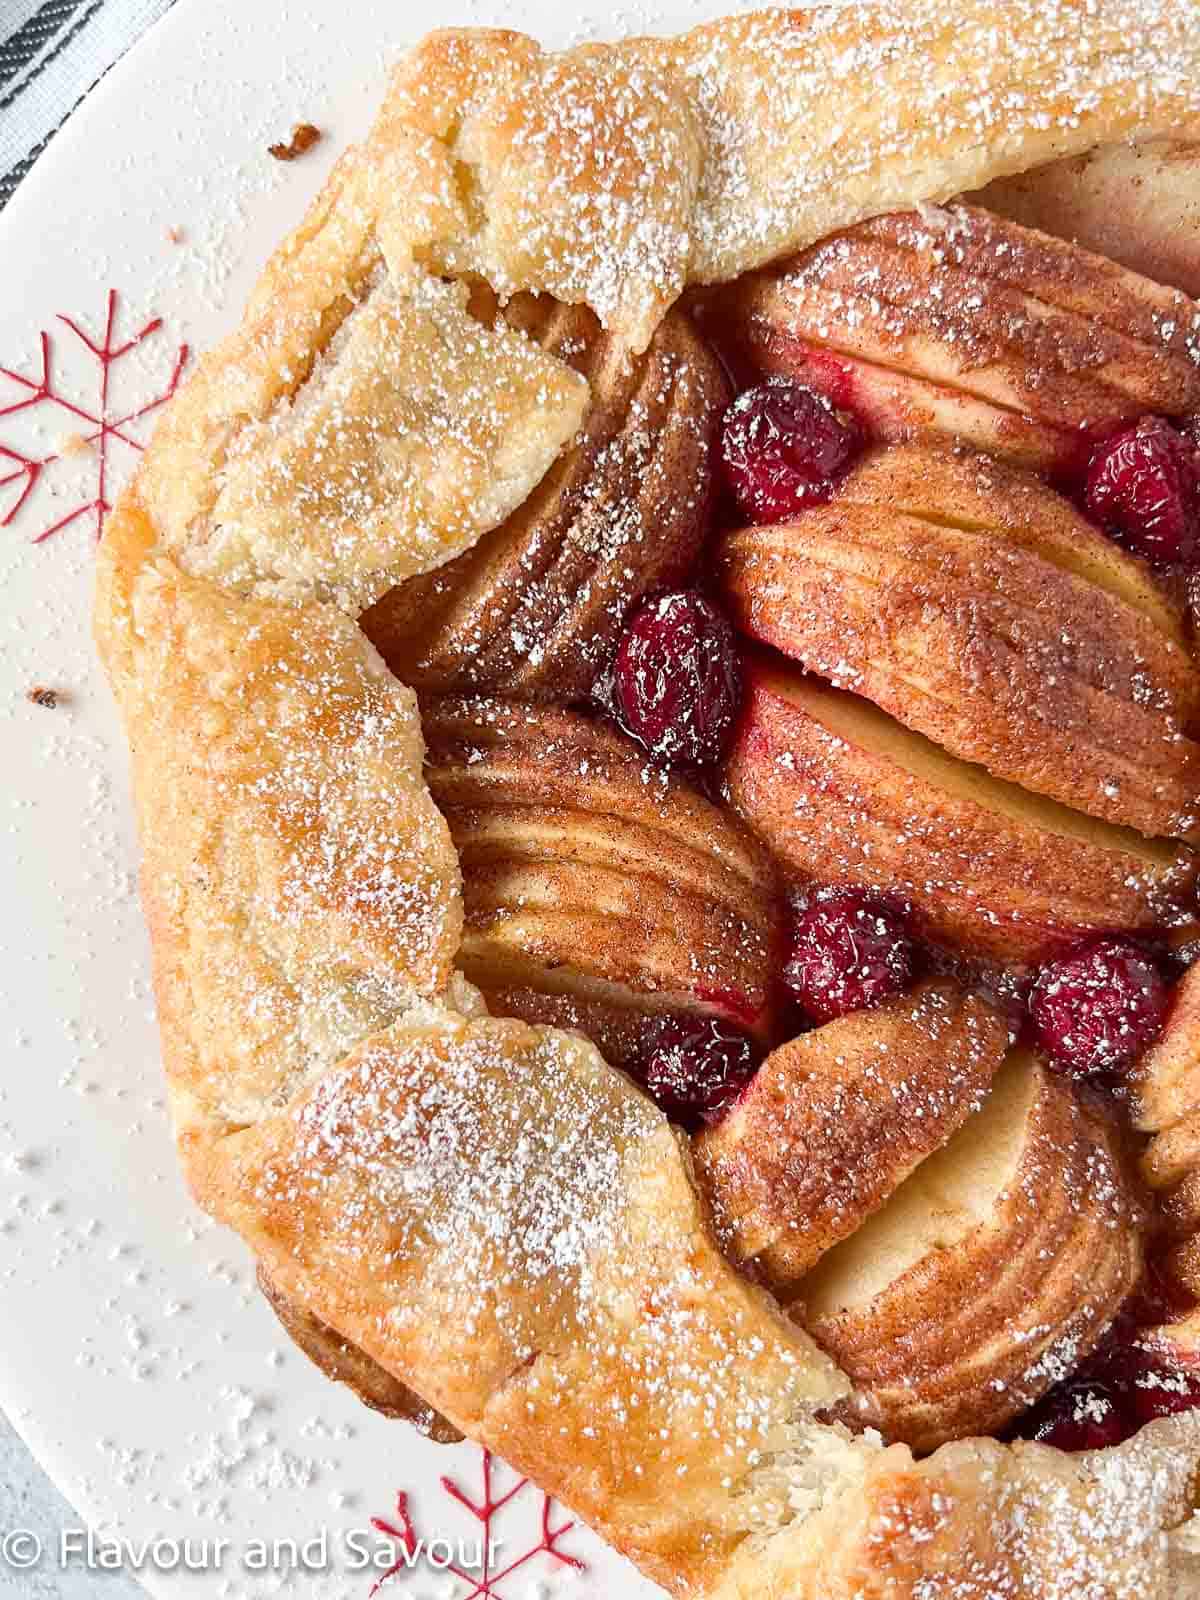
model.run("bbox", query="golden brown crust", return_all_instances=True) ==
[94,493,463,1172]
[257,1268,462,1441]
[90,8,1200,1597]
[385,7,1200,350]
[136,149,588,611]
[721,443,1200,840]
[361,296,728,701]
[203,1009,846,1597]
[712,1418,1200,1600]
[693,983,1012,1290]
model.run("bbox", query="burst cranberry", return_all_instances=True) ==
[1128,1361,1200,1427]
[1015,1320,1200,1452]
[1083,416,1200,565]
[1024,1376,1127,1452]
[1030,937,1167,1079]
[783,890,915,1024]
[720,380,864,524]
[614,590,740,767]
[636,1017,756,1131]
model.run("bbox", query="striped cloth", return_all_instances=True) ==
[0,0,177,208]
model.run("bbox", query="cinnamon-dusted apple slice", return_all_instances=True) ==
[693,982,1012,1291]
[420,695,779,1059]
[798,1049,1144,1453]
[721,442,1200,839]
[1126,960,1200,1308]
[709,205,1200,473]
[973,142,1200,300]
[362,294,728,702]
[726,657,1197,965]
[1133,959,1200,1138]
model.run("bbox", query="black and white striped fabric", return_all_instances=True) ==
[0,0,176,208]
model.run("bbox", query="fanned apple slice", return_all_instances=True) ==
[710,205,1200,472]
[362,294,728,702]
[721,443,1200,839]
[973,142,1200,300]
[706,334,1076,471]
[1128,960,1200,1309]
[798,1049,1144,1453]
[421,696,779,1060]
[693,982,1012,1290]
[1133,961,1200,1137]
[726,657,1197,965]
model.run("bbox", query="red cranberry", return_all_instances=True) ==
[783,890,915,1024]
[1083,416,1200,565]
[1025,1376,1127,1452]
[1030,937,1167,1079]
[1128,1361,1200,1427]
[614,590,740,768]
[1015,1318,1200,1452]
[636,1016,756,1131]
[720,380,864,524]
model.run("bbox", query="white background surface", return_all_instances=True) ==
[0,0,749,1594]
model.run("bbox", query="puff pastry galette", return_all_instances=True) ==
[96,3,1200,1595]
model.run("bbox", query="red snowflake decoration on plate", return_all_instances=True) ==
[1,289,188,544]
[369,1448,584,1597]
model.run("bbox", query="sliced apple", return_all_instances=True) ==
[1133,960,1200,1136]
[973,142,1200,300]
[692,981,1012,1290]
[721,442,1200,839]
[705,331,1076,472]
[797,1049,1144,1452]
[725,657,1197,965]
[1116,954,1200,1311]
[709,204,1200,472]
[421,695,780,1057]
[362,296,728,702]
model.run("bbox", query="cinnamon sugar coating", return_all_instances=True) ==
[722,442,1200,839]
[421,694,779,1042]
[976,141,1200,301]
[803,1052,1143,1451]
[694,984,1012,1290]
[727,658,1197,966]
[714,204,1200,471]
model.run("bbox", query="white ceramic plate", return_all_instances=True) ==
[0,1,748,1594]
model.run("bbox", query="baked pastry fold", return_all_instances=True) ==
[94,498,464,1165]
[205,1006,848,1596]
[385,4,1200,349]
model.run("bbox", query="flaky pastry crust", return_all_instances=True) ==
[94,5,1200,1597]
